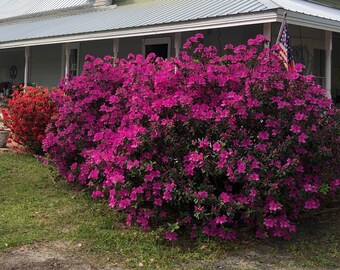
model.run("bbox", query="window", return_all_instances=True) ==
[64,43,79,78]
[69,46,79,77]
[142,37,171,59]
[314,49,326,88]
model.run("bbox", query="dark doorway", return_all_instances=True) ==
[145,44,168,59]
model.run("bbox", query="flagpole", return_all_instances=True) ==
[276,12,288,44]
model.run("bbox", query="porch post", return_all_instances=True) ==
[113,38,119,59]
[65,43,70,77]
[175,32,182,57]
[24,46,30,87]
[263,23,271,47]
[325,31,332,99]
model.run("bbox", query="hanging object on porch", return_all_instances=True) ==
[10,65,17,80]
[276,13,295,72]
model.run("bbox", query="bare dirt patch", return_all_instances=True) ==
[0,241,124,270]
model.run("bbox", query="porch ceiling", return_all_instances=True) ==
[0,0,339,49]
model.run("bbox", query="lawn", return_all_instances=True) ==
[0,152,339,269]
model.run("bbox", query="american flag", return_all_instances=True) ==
[277,18,295,72]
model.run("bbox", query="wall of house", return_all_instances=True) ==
[118,33,176,58]
[112,26,262,59]
[0,48,25,86]
[79,39,115,70]
[182,24,264,55]
[76,25,263,67]
[119,36,144,57]
[30,44,62,88]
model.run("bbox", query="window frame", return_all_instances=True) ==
[142,37,171,59]
[62,43,80,78]
[68,43,80,77]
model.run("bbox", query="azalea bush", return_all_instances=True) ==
[44,34,340,240]
[3,86,57,154]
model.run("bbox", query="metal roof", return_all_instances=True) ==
[0,0,339,48]
[305,0,340,9]
[272,0,340,21]
[0,0,90,21]
[0,0,268,43]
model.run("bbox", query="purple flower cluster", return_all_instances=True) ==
[43,34,340,240]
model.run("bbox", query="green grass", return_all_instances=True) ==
[0,152,339,269]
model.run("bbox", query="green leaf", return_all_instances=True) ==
[167,222,180,233]
[319,183,330,195]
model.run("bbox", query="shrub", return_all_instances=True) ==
[3,86,57,154]
[43,34,340,240]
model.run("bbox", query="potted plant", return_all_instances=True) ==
[0,105,10,148]
[0,128,10,148]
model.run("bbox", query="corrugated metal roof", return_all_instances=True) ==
[0,0,339,46]
[272,0,340,21]
[305,0,340,10]
[0,0,90,20]
[0,0,268,43]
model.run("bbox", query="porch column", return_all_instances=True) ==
[113,38,119,59]
[263,23,271,47]
[175,32,182,57]
[24,46,30,87]
[65,43,70,77]
[325,31,332,99]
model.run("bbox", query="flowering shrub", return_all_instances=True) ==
[3,86,57,154]
[44,34,340,240]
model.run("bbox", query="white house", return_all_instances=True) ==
[0,0,339,104]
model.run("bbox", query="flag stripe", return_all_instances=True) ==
[277,18,295,72]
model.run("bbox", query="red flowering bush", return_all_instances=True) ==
[44,34,340,240]
[3,86,57,154]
